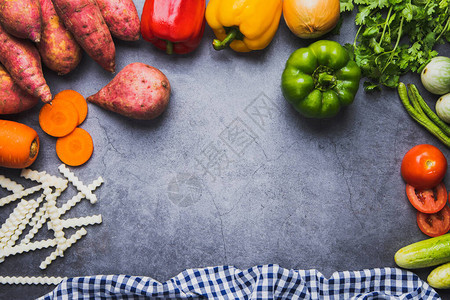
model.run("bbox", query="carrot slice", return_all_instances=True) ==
[39,99,78,137]
[56,128,93,166]
[53,90,88,125]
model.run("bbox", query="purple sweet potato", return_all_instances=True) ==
[52,0,116,73]
[0,24,52,103]
[87,62,171,120]
[37,0,82,75]
[95,0,140,41]
[0,64,39,114]
[0,0,42,42]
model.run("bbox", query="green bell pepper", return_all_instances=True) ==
[281,40,361,118]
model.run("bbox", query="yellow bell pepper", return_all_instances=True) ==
[205,0,282,52]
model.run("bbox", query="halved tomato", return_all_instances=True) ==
[406,182,448,214]
[417,205,450,237]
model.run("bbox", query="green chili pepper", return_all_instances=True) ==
[398,82,450,148]
[281,40,361,118]
[408,84,450,136]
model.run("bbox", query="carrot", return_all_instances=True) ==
[56,128,93,166]
[0,120,40,169]
[39,98,79,137]
[53,90,88,125]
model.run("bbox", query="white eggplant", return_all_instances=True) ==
[421,56,450,95]
[435,93,450,123]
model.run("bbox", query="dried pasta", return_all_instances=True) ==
[0,200,34,262]
[3,239,57,258]
[0,185,42,207]
[21,169,68,190]
[46,198,65,256]
[6,198,41,247]
[39,228,87,270]
[58,164,97,203]
[0,276,66,285]
[0,200,34,245]
[58,176,103,216]
[0,164,104,284]
[20,169,47,182]
[20,202,48,245]
[58,193,84,217]
[49,214,102,230]
[0,175,23,193]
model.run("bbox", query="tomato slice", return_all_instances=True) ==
[406,182,448,214]
[417,205,450,237]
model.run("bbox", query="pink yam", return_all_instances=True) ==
[38,0,82,75]
[0,0,42,42]
[96,0,140,41]
[0,64,39,114]
[52,0,116,73]
[87,62,171,120]
[0,24,52,103]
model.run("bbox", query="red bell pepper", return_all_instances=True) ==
[140,0,206,54]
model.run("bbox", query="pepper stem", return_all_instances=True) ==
[318,73,335,86]
[213,27,238,51]
[166,41,173,55]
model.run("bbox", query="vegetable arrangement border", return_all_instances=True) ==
[0,0,449,296]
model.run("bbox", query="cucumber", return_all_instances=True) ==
[394,233,450,269]
[428,262,450,289]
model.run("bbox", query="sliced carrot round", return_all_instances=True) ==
[53,90,88,125]
[56,128,93,166]
[39,99,78,137]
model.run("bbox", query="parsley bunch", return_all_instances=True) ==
[341,0,450,91]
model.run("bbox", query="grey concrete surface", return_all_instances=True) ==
[0,1,449,299]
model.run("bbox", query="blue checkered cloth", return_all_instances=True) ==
[38,264,440,299]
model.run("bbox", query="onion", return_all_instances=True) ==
[283,0,340,39]
[421,56,450,95]
[436,93,450,123]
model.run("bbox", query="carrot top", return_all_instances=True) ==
[53,90,88,125]
[39,98,78,137]
[56,127,93,166]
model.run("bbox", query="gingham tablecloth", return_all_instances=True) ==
[38,264,441,299]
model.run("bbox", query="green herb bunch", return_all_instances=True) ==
[341,0,450,91]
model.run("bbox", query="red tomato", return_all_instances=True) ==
[401,144,447,189]
[406,182,448,214]
[417,205,450,237]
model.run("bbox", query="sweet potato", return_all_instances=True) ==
[0,0,42,42]
[52,0,116,73]
[0,64,39,114]
[87,62,170,120]
[0,24,52,103]
[95,0,140,41]
[37,0,82,75]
